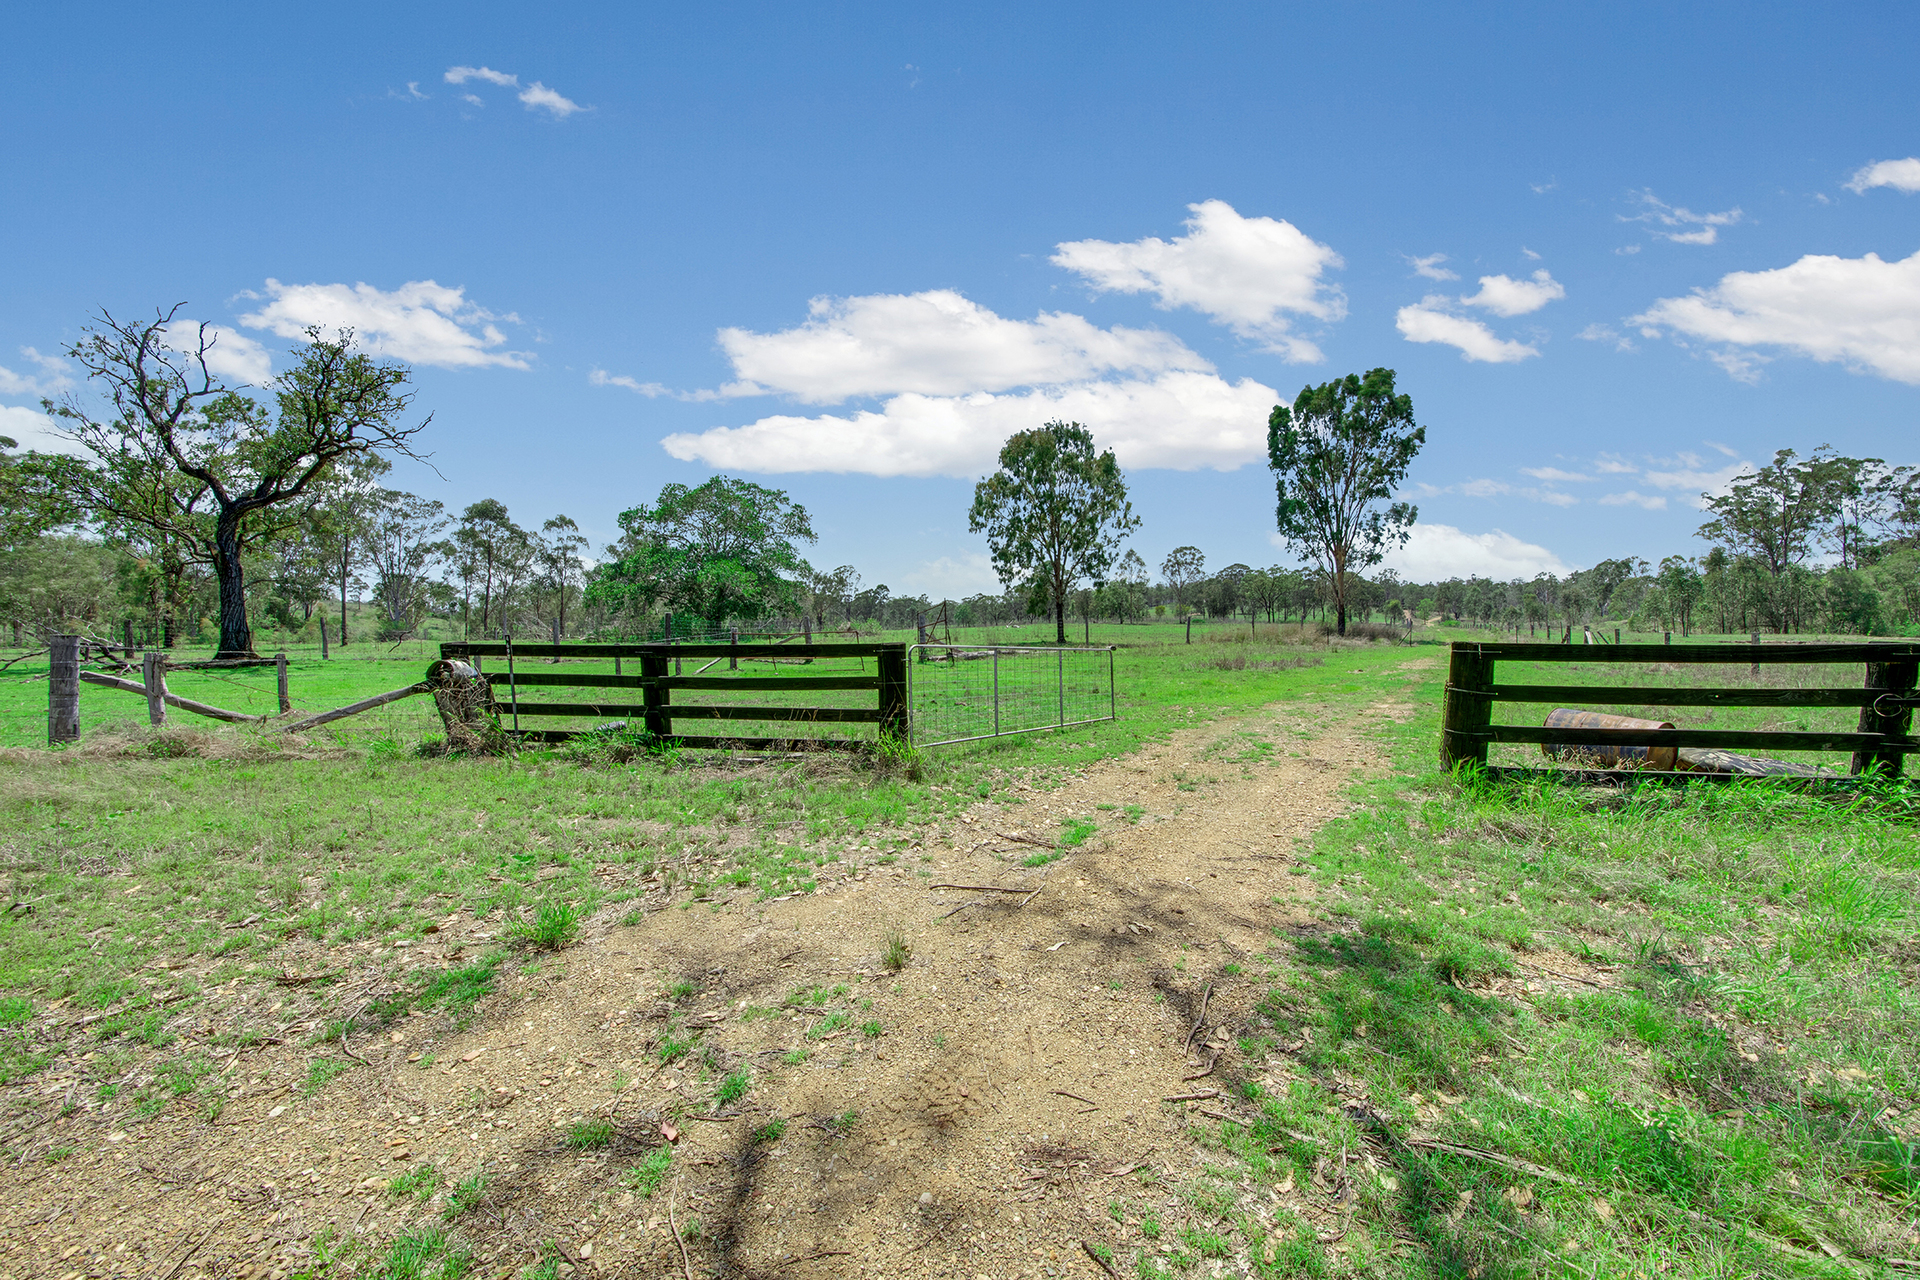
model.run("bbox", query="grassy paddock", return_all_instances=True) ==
[1,624,1916,1276]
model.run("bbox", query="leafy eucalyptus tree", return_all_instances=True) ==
[589,476,816,625]
[968,421,1140,644]
[46,308,429,656]
[1267,367,1425,636]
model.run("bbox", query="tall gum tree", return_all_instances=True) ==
[969,421,1140,645]
[47,308,429,657]
[1267,368,1425,637]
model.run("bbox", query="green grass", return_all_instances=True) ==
[714,1069,751,1108]
[300,1056,352,1096]
[882,927,911,971]
[373,1226,469,1280]
[4,621,1915,1277]
[564,1117,614,1148]
[441,1170,488,1220]
[510,898,582,951]
[389,1162,443,1200]
[623,1145,672,1197]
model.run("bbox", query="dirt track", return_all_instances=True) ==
[1,700,1396,1280]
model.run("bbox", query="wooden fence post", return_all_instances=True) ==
[729,628,738,670]
[641,650,670,740]
[142,652,167,726]
[319,617,330,659]
[276,653,290,714]
[1439,643,1493,771]
[876,645,908,741]
[1853,658,1919,778]
[48,634,80,744]
[552,618,561,663]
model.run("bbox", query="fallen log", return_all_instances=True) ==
[280,683,430,734]
[78,670,262,723]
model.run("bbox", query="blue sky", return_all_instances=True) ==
[4,3,1917,597]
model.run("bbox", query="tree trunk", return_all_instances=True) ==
[213,511,256,658]
[338,542,351,647]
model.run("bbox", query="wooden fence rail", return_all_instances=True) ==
[437,640,907,749]
[1440,640,1920,780]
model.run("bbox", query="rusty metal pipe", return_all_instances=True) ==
[1541,708,1678,770]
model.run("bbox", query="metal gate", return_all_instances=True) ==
[906,644,1115,746]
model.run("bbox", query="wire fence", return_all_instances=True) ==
[906,645,1115,747]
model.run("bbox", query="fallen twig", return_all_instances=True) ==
[0,648,47,671]
[1050,1089,1099,1109]
[928,883,1033,893]
[1405,1138,1581,1184]
[995,831,1055,849]
[1162,1089,1220,1102]
[668,1188,696,1280]
[1182,982,1214,1058]
[1195,1107,1242,1123]
[1080,1240,1120,1279]
[147,1224,216,1280]
[1182,1054,1218,1082]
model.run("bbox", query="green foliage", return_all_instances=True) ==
[752,1118,787,1144]
[623,1146,672,1197]
[657,1034,692,1064]
[510,899,580,951]
[442,1171,488,1221]
[1059,816,1097,847]
[588,475,816,623]
[968,420,1141,643]
[389,1163,443,1200]
[882,927,912,971]
[0,998,31,1028]
[714,1069,751,1108]
[564,1118,614,1148]
[1267,368,1424,634]
[373,1227,470,1280]
[301,1056,352,1096]
[860,1019,882,1038]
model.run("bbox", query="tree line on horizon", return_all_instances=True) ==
[2,310,1915,656]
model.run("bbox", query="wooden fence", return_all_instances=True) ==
[438,640,907,750]
[1440,641,1920,780]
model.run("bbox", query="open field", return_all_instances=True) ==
[0,627,1915,1278]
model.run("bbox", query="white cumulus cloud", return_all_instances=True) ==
[1631,248,1920,384]
[239,279,529,370]
[1051,200,1345,361]
[158,321,274,385]
[1521,467,1591,483]
[444,66,585,118]
[0,404,91,457]
[1461,269,1565,317]
[1598,491,1668,510]
[1846,158,1920,194]
[714,289,1209,404]
[1395,300,1539,363]
[1381,524,1569,580]
[1622,191,1743,246]
[907,552,1001,599]
[661,370,1277,479]
[1407,254,1458,281]
[0,347,74,398]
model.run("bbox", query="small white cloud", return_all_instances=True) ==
[1594,453,1637,475]
[1616,245,1642,256]
[1381,523,1570,580]
[239,279,529,370]
[1395,299,1539,363]
[1521,248,1542,260]
[1845,158,1920,195]
[0,347,74,398]
[1577,323,1635,351]
[518,82,584,118]
[1640,454,1754,507]
[1530,179,1557,195]
[1052,200,1345,361]
[461,93,485,107]
[908,553,999,598]
[1704,440,1738,457]
[1521,466,1591,483]
[0,403,85,455]
[590,369,670,397]
[1631,249,1920,384]
[445,65,519,87]
[1622,191,1743,246]
[1598,491,1668,510]
[157,321,274,385]
[1538,491,1578,508]
[714,289,1210,404]
[445,66,585,117]
[1461,269,1565,317]
[661,370,1278,478]
[1407,253,1458,281]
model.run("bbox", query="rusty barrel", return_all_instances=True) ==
[1542,708,1678,771]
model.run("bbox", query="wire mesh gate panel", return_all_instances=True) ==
[906,645,1115,747]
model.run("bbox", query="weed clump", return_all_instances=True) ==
[624,1146,672,1197]
[564,1118,614,1149]
[510,899,581,951]
[882,927,912,971]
